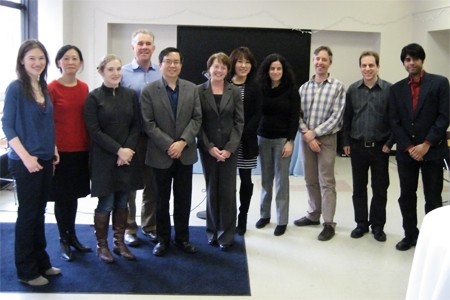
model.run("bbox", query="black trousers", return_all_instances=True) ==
[10,158,53,281]
[152,161,193,244]
[199,149,237,246]
[350,142,389,230]
[397,158,443,238]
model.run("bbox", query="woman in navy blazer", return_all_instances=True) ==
[197,52,244,250]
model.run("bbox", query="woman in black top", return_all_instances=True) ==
[84,54,143,263]
[255,53,300,236]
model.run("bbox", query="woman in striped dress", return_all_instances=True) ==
[228,47,262,235]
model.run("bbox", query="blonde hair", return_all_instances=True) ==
[97,54,122,72]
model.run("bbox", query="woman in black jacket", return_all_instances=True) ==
[84,54,143,263]
[228,47,262,235]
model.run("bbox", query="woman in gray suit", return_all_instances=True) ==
[197,52,244,251]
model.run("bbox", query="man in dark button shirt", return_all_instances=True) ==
[389,43,449,251]
[342,51,393,242]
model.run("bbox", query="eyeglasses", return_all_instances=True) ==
[162,60,181,66]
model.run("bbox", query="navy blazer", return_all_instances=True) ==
[197,80,244,153]
[140,78,202,169]
[389,72,449,162]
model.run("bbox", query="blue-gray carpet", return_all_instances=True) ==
[0,222,250,295]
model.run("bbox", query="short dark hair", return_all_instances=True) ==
[158,47,183,64]
[55,44,84,73]
[400,43,426,62]
[228,46,257,81]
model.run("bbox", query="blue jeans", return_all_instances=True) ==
[9,158,53,281]
[258,136,291,225]
[96,191,129,213]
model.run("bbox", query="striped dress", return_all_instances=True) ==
[234,83,258,169]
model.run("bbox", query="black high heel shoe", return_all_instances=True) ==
[69,234,92,252]
[60,238,73,261]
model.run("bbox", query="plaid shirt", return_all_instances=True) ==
[299,75,346,137]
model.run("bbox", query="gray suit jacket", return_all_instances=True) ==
[197,80,244,153]
[140,78,202,169]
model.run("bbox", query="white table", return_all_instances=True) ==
[406,205,450,300]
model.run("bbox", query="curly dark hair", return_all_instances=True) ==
[257,53,296,92]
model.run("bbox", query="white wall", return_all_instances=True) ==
[38,0,450,89]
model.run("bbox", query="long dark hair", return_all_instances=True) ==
[16,39,50,100]
[257,53,296,93]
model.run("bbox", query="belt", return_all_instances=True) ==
[351,139,385,148]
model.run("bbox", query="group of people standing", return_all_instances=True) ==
[2,28,449,287]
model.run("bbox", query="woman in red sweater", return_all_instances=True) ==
[48,45,91,261]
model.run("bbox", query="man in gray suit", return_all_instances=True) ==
[140,47,202,257]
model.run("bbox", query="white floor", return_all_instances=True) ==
[1,156,448,300]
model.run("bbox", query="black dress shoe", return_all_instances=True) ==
[174,241,197,254]
[152,242,169,257]
[141,229,158,243]
[350,226,369,238]
[124,233,140,247]
[208,239,219,247]
[372,230,387,242]
[219,244,232,251]
[395,237,417,251]
[274,225,287,236]
[293,216,320,227]
[255,218,270,229]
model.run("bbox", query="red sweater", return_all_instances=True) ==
[48,79,90,152]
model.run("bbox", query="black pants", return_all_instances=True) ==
[152,161,193,244]
[10,158,53,281]
[397,159,443,238]
[350,142,389,230]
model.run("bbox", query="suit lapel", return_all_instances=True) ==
[156,80,175,122]
[219,82,233,113]
[175,80,185,120]
[414,74,431,118]
[203,82,219,115]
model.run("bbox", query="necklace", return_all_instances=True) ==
[32,84,45,108]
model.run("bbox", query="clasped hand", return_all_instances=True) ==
[209,147,230,162]
[117,147,135,166]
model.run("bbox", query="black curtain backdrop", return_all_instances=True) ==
[177,25,311,86]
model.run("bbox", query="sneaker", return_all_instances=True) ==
[45,267,62,276]
[293,216,320,226]
[19,275,49,286]
[350,226,369,238]
[274,225,287,236]
[318,224,335,241]
[255,218,270,229]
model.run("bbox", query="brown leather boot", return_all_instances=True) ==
[113,208,136,260]
[94,212,114,263]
